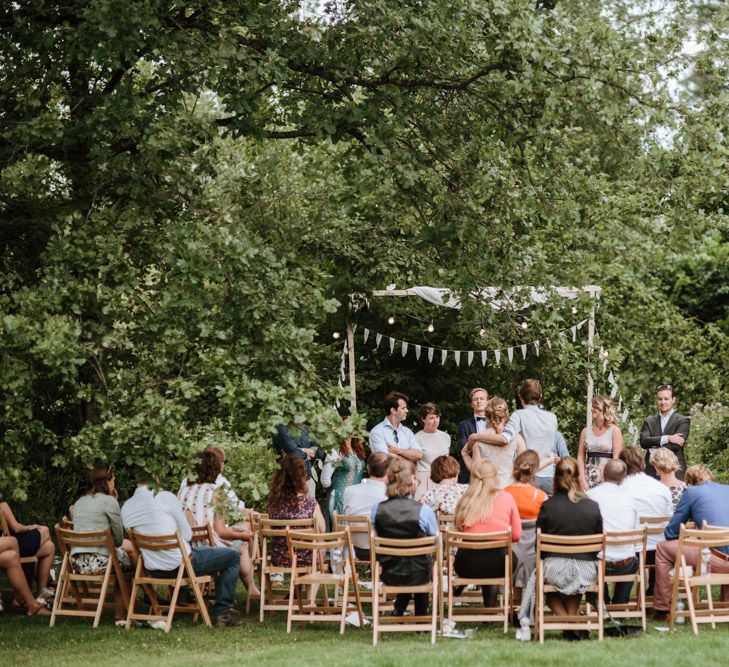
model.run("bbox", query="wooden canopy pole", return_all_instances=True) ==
[347,323,357,412]
[585,286,601,428]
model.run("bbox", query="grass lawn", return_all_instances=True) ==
[2,597,729,667]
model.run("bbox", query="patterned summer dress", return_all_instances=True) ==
[584,425,615,489]
[330,454,365,515]
[267,495,318,567]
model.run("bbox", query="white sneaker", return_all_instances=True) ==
[515,619,531,642]
[148,620,168,630]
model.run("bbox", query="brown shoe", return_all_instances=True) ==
[650,610,669,621]
[215,610,243,628]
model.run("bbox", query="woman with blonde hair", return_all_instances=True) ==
[516,457,603,641]
[453,459,521,606]
[651,447,686,509]
[465,397,526,488]
[578,394,623,490]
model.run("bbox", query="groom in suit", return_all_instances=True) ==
[639,384,690,480]
[456,387,489,483]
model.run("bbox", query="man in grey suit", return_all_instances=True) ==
[639,384,690,480]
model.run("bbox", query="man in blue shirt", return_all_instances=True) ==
[653,464,729,616]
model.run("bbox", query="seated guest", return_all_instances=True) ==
[419,455,468,516]
[652,464,729,619]
[650,447,686,510]
[342,453,390,560]
[0,536,50,617]
[71,465,136,622]
[267,455,326,571]
[179,446,250,520]
[453,459,521,606]
[516,457,603,641]
[178,450,259,599]
[121,467,241,627]
[413,402,451,500]
[372,458,438,616]
[587,459,639,605]
[0,492,55,608]
[619,447,673,595]
[505,451,548,598]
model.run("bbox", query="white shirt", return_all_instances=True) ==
[621,473,673,550]
[475,415,487,434]
[414,430,451,473]
[587,482,639,561]
[501,404,558,478]
[121,486,192,570]
[178,473,245,514]
[342,479,387,550]
[659,410,675,446]
[369,418,420,455]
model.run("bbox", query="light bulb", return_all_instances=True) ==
[572,306,578,314]
[521,321,528,329]
[332,331,341,340]
[479,327,486,337]
[426,322,435,333]
[387,315,395,325]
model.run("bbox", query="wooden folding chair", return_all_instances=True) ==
[259,517,317,622]
[50,526,131,628]
[535,530,605,643]
[125,529,211,632]
[640,515,670,606]
[445,529,512,632]
[437,512,455,534]
[669,525,729,634]
[371,534,442,646]
[286,528,363,634]
[603,526,647,629]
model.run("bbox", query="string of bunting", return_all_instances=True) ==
[356,318,588,367]
[597,331,640,445]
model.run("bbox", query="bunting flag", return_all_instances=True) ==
[357,319,587,367]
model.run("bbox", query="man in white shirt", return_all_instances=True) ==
[639,384,690,480]
[619,447,673,595]
[368,392,422,463]
[342,453,390,559]
[467,379,559,493]
[587,459,640,603]
[121,471,241,627]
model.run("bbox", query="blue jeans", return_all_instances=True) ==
[606,556,638,605]
[190,545,239,616]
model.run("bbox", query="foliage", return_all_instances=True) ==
[687,403,729,482]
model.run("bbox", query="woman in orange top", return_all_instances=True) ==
[453,459,521,606]
[504,450,548,602]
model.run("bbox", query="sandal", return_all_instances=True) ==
[27,602,51,618]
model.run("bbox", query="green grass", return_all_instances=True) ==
[2,600,729,667]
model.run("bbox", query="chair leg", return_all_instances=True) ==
[286,578,295,634]
[259,572,267,623]
[93,569,113,629]
[340,575,349,635]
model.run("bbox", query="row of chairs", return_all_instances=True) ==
[35,515,729,641]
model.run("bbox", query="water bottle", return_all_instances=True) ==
[331,547,343,575]
[676,598,685,623]
[701,547,712,576]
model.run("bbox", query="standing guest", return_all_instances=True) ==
[0,537,50,617]
[419,455,468,516]
[587,459,639,604]
[0,493,55,608]
[342,453,390,560]
[413,402,451,500]
[516,457,603,642]
[467,397,526,488]
[505,451,548,600]
[179,446,250,520]
[267,456,326,571]
[453,459,521,607]
[178,450,259,600]
[121,467,241,627]
[639,384,690,479]
[650,447,686,510]
[321,430,366,524]
[457,387,490,483]
[371,459,438,617]
[468,379,558,494]
[652,464,729,620]
[578,395,624,490]
[368,391,422,464]
[619,447,673,595]
[70,465,136,622]
[272,423,321,496]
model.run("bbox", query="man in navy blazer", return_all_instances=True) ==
[639,384,690,479]
[456,387,489,483]
[652,465,729,617]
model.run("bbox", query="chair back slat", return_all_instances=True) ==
[56,526,115,550]
[537,530,605,557]
[333,514,371,534]
[287,529,349,551]
[445,529,511,551]
[260,517,316,538]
